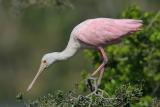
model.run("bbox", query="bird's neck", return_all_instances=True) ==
[56,37,80,61]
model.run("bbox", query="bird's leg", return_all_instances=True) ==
[97,67,104,88]
[91,47,108,77]
[96,47,108,88]
[87,47,107,91]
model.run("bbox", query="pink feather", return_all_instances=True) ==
[73,18,142,47]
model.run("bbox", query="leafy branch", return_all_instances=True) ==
[17,84,142,107]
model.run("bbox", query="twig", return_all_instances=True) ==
[146,10,160,30]
[152,83,160,96]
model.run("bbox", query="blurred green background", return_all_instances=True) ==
[0,0,160,106]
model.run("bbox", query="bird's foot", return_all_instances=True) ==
[86,88,110,99]
[86,88,105,98]
[86,76,97,92]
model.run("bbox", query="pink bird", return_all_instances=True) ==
[27,18,143,91]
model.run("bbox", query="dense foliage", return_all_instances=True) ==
[18,6,160,107]
[17,84,142,107]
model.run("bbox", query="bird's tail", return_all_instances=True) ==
[118,19,143,32]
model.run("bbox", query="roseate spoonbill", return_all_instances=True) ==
[27,18,142,91]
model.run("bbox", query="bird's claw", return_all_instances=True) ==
[86,88,106,98]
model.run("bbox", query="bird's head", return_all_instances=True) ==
[42,53,58,67]
[27,52,58,91]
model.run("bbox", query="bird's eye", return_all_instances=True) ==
[43,60,47,63]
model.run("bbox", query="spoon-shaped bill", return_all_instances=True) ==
[27,63,47,91]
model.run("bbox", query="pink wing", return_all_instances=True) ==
[74,18,142,47]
